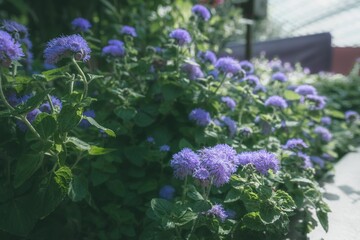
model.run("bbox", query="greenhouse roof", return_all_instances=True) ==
[268,0,360,47]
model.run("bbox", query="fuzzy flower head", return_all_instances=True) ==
[283,138,308,151]
[265,96,288,109]
[198,144,238,187]
[239,60,254,74]
[197,50,217,65]
[0,30,24,66]
[221,96,236,111]
[146,136,155,143]
[39,96,62,113]
[306,95,326,110]
[296,152,313,169]
[169,29,192,46]
[321,116,331,126]
[189,108,211,127]
[314,126,332,142]
[159,185,175,200]
[191,4,211,21]
[171,148,200,179]
[311,156,325,168]
[208,69,219,79]
[160,145,170,152]
[295,84,317,96]
[120,26,137,37]
[44,34,91,64]
[345,110,359,123]
[244,75,260,87]
[215,57,242,75]
[221,116,237,137]
[181,62,204,80]
[102,39,125,57]
[79,109,95,128]
[271,72,287,82]
[17,108,41,132]
[206,204,228,222]
[2,20,28,39]
[237,150,280,175]
[71,18,92,32]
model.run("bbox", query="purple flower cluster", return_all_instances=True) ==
[159,185,175,200]
[44,34,91,64]
[237,150,280,175]
[160,145,171,152]
[169,29,192,46]
[296,152,313,169]
[206,204,228,222]
[239,127,252,137]
[311,156,325,168]
[314,126,332,142]
[345,110,359,122]
[221,116,237,137]
[208,69,219,79]
[295,84,317,96]
[39,96,63,113]
[264,96,288,109]
[146,136,155,143]
[283,138,308,151]
[215,57,242,75]
[79,109,95,128]
[16,108,41,132]
[71,18,92,32]
[120,26,137,37]
[181,62,204,80]
[221,96,236,111]
[191,4,211,21]
[2,20,28,39]
[271,72,287,82]
[171,148,200,179]
[102,39,125,57]
[0,30,24,66]
[189,108,211,126]
[321,116,331,126]
[197,50,217,65]
[244,75,260,87]
[306,95,326,110]
[171,144,239,187]
[239,60,254,74]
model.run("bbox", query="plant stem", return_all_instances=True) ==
[238,94,248,124]
[0,73,15,111]
[20,115,41,139]
[214,74,227,94]
[72,57,88,99]
[181,176,188,202]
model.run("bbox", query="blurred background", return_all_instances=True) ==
[0,0,359,74]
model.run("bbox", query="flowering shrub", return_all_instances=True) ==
[0,2,359,240]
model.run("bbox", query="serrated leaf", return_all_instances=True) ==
[114,106,137,121]
[187,185,204,201]
[41,65,69,81]
[316,210,329,232]
[325,109,344,119]
[273,190,296,212]
[88,146,116,155]
[16,90,52,114]
[14,153,44,188]
[58,105,82,132]
[224,188,241,203]
[54,166,72,191]
[67,137,90,151]
[68,174,88,202]
[33,113,57,138]
[151,198,174,219]
[83,116,116,137]
[242,212,266,231]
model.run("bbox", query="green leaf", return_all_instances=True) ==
[224,188,241,203]
[114,106,137,121]
[68,174,88,202]
[316,210,329,232]
[273,190,296,212]
[137,179,157,194]
[83,116,116,137]
[14,153,44,188]
[284,90,301,100]
[41,65,69,81]
[242,212,266,231]
[134,111,156,127]
[290,177,314,185]
[87,73,103,81]
[162,84,183,101]
[187,185,204,201]
[325,109,345,119]
[89,146,116,155]
[54,166,72,191]
[16,90,52,114]
[259,201,281,223]
[151,198,174,219]
[58,105,82,132]
[67,137,90,151]
[179,138,193,149]
[33,113,57,138]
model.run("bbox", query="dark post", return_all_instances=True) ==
[245,19,253,60]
